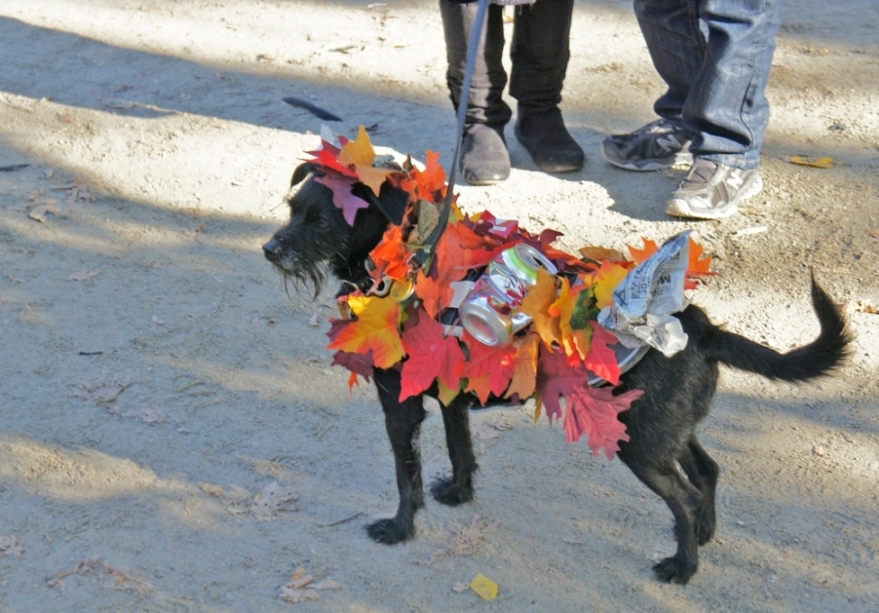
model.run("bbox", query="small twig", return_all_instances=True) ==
[0,163,29,172]
[317,511,363,527]
[562,538,589,545]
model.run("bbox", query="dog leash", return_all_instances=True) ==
[411,0,491,271]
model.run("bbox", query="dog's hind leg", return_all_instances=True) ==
[677,436,719,545]
[367,369,427,544]
[620,456,703,584]
[431,396,478,506]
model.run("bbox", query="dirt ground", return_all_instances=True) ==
[1,1,878,611]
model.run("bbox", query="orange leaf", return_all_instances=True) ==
[549,277,590,360]
[327,295,404,368]
[337,125,375,168]
[370,225,411,282]
[517,268,561,349]
[505,333,539,400]
[627,238,659,263]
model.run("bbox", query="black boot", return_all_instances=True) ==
[510,0,584,173]
[440,0,511,184]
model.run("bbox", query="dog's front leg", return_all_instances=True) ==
[367,368,427,544]
[431,396,478,505]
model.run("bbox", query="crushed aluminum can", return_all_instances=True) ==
[459,243,557,346]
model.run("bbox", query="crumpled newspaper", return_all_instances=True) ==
[598,230,692,357]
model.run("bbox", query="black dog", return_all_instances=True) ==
[263,166,851,584]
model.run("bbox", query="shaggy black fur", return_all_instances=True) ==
[263,167,851,584]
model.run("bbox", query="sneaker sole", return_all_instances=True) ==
[665,172,763,220]
[600,145,693,172]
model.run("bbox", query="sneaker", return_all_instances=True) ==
[601,118,693,171]
[665,159,763,219]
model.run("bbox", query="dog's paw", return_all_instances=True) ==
[366,518,414,544]
[695,513,716,545]
[430,476,474,506]
[652,556,697,584]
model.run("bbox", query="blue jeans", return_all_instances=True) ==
[634,0,779,170]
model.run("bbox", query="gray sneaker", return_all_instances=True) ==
[601,119,693,171]
[665,159,763,219]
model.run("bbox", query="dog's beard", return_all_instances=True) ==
[269,234,351,299]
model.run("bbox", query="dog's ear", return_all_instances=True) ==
[290,163,318,188]
[351,181,409,226]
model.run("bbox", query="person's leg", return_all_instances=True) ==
[440,0,511,184]
[510,0,584,173]
[601,0,698,171]
[665,0,779,219]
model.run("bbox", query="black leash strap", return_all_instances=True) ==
[412,0,490,270]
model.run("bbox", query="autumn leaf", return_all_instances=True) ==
[583,321,621,385]
[789,155,835,169]
[504,333,539,400]
[549,277,591,360]
[627,238,660,263]
[589,260,632,309]
[308,144,357,178]
[564,385,643,460]
[535,348,638,459]
[337,125,397,195]
[399,311,465,400]
[327,295,404,368]
[314,173,369,225]
[459,333,518,404]
[330,350,374,383]
[396,150,447,203]
[577,246,629,263]
[517,268,561,348]
[628,236,715,290]
[369,225,412,282]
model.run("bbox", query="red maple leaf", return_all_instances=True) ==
[459,333,518,405]
[583,322,621,385]
[399,310,465,401]
[536,347,640,459]
[331,350,375,381]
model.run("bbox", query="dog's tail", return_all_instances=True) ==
[700,274,851,382]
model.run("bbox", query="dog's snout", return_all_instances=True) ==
[263,237,282,261]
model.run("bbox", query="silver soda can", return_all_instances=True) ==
[459,243,558,346]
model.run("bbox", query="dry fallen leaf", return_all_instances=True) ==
[67,269,101,282]
[28,199,60,222]
[201,483,225,497]
[251,482,299,521]
[280,568,319,604]
[470,573,499,601]
[788,155,835,168]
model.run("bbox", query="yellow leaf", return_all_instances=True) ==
[517,268,561,348]
[590,261,630,309]
[469,573,499,601]
[355,164,396,196]
[338,125,376,168]
[436,379,460,407]
[789,155,835,169]
[328,295,404,368]
[549,278,590,360]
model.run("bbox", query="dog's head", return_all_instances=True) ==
[263,163,410,297]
